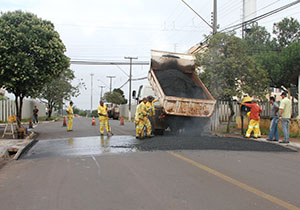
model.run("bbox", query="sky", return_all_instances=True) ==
[2,0,300,110]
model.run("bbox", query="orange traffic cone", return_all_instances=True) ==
[63,116,67,127]
[92,116,96,126]
[29,120,33,128]
[120,117,124,126]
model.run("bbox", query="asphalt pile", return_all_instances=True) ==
[135,136,295,152]
[155,69,205,99]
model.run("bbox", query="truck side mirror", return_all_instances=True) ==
[132,90,136,98]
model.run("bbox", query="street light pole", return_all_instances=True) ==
[106,76,116,93]
[298,74,300,119]
[99,85,105,101]
[90,73,94,114]
[124,56,138,121]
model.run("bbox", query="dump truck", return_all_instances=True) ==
[135,50,216,135]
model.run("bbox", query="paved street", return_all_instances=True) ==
[0,117,300,210]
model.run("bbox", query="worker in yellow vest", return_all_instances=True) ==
[146,95,157,117]
[136,98,152,139]
[97,101,113,136]
[66,101,74,131]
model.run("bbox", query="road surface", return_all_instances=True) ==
[0,117,299,210]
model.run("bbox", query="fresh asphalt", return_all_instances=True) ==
[0,117,299,210]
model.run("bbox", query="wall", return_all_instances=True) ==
[119,104,137,120]
[0,99,46,121]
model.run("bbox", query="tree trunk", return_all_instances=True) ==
[47,106,52,119]
[14,94,24,128]
[226,100,235,133]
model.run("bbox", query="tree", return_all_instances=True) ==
[247,18,300,89]
[37,69,85,119]
[0,11,69,126]
[244,25,271,52]
[273,17,300,48]
[103,88,127,104]
[271,18,300,88]
[197,33,269,133]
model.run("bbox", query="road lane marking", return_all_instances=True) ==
[168,151,300,210]
[91,155,101,176]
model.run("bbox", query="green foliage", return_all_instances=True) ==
[246,18,300,89]
[0,11,69,125]
[103,88,127,104]
[89,110,98,117]
[37,68,85,118]
[197,32,269,101]
[244,25,271,51]
[273,17,300,48]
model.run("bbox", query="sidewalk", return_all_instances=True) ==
[216,132,300,150]
[0,123,36,160]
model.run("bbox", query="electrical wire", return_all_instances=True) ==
[220,0,300,33]
[132,77,147,81]
[119,79,129,89]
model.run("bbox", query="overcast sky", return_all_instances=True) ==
[2,0,300,109]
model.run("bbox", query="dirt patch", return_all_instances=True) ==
[154,69,205,99]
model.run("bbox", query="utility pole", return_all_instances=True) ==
[124,56,138,121]
[99,85,105,101]
[298,74,300,119]
[90,73,94,114]
[106,76,116,92]
[213,0,217,34]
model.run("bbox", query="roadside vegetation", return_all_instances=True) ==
[197,17,300,133]
[0,11,85,125]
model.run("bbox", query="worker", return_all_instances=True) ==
[146,95,157,117]
[243,99,262,138]
[97,101,113,136]
[135,100,142,138]
[66,101,74,131]
[136,98,152,139]
[146,95,157,135]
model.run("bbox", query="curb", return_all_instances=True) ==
[13,132,37,160]
[213,132,300,150]
[0,132,37,160]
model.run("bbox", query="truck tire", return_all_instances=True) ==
[153,129,165,135]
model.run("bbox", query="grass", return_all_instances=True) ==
[1,116,62,124]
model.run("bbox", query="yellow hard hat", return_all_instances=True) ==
[242,96,252,104]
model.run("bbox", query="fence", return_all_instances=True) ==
[0,98,46,122]
[0,99,15,122]
[218,101,299,122]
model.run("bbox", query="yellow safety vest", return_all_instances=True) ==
[138,102,148,117]
[98,105,108,116]
[67,105,73,117]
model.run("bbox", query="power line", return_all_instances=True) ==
[181,0,213,30]
[119,79,129,89]
[220,0,300,33]
[132,77,148,81]
[70,60,149,65]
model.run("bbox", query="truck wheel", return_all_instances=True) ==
[154,129,165,135]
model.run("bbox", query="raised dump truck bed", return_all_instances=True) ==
[148,50,216,118]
